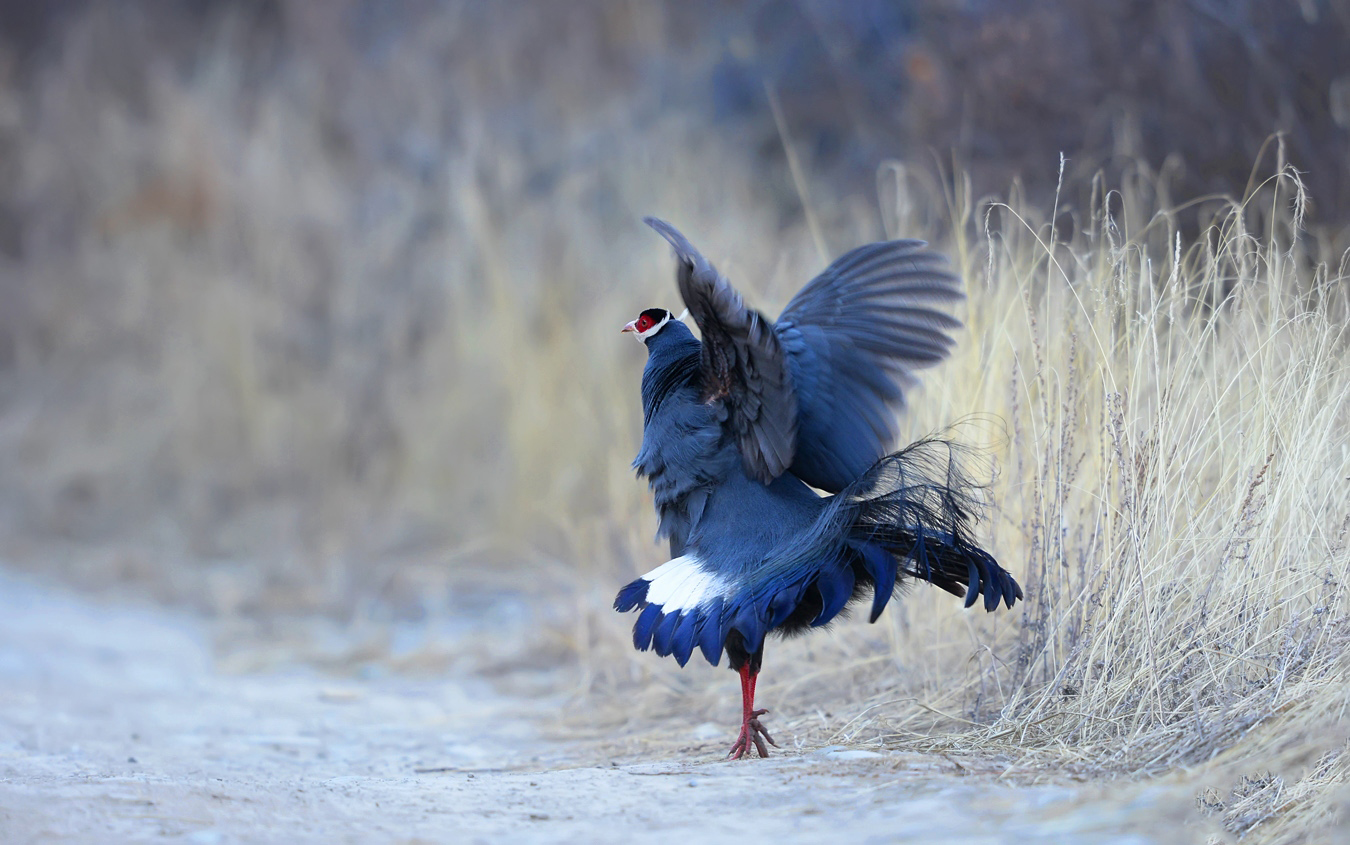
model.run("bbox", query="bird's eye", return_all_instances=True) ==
[637,316,652,331]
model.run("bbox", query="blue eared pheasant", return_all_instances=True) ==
[616,218,1021,759]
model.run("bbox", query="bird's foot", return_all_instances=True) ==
[728,708,777,760]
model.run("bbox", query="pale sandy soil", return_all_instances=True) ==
[0,570,1214,844]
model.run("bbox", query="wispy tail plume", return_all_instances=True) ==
[830,437,1021,616]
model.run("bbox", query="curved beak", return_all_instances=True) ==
[621,320,637,333]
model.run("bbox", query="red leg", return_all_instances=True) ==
[728,664,777,759]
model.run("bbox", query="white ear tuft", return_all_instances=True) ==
[676,308,690,322]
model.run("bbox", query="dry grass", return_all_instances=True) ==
[1,5,1348,843]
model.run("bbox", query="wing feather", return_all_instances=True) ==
[642,220,963,492]
[776,239,964,492]
[644,217,798,483]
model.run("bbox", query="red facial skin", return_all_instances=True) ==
[621,313,660,334]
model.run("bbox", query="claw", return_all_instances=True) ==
[729,664,777,760]
[729,708,778,759]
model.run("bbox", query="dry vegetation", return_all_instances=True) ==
[1,4,1348,843]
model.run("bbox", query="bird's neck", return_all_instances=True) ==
[640,331,701,426]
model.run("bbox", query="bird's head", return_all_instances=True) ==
[622,307,679,343]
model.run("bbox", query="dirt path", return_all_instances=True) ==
[0,570,1206,843]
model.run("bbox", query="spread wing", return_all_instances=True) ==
[644,217,797,483]
[774,240,964,492]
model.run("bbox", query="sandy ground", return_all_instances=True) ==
[0,569,1215,844]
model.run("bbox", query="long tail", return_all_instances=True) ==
[614,437,1020,668]
[835,437,1021,619]
[775,436,1020,636]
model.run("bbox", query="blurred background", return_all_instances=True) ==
[0,0,1347,627]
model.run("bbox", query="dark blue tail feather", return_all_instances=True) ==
[614,437,1022,667]
[671,612,699,666]
[614,579,649,613]
[695,597,726,665]
[633,603,662,650]
[728,601,766,656]
[811,560,855,626]
[767,582,807,629]
[652,609,681,657]
[859,542,896,623]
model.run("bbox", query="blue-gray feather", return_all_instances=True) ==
[617,221,1020,672]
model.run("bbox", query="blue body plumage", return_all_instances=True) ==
[616,219,1022,758]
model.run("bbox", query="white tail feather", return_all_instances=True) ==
[641,554,726,611]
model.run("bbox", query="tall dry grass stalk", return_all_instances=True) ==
[949,156,1349,841]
